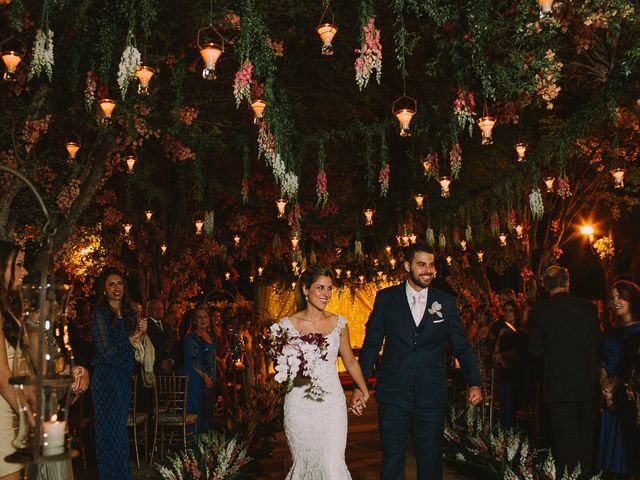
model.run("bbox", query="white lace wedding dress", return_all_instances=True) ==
[280,316,352,480]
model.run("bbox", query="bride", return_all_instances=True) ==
[278,265,369,479]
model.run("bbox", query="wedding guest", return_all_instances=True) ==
[529,266,600,478]
[599,280,640,477]
[90,267,147,480]
[211,308,232,409]
[0,241,27,480]
[493,301,528,428]
[146,299,171,375]
[182,305,216,433]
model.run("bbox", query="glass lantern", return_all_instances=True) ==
[8,280,75,464]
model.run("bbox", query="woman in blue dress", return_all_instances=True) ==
[91,267,146,480]
[598,280,640,477]
[182,305,216,433]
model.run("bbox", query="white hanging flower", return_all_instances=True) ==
[203,211,215,236]
[29,29,55,81]
[438,232,447,250]
[354,240,363,260]
[465,225,473,242]
[529,188,544,221]
[426,228,435,247]
[281,171,299,200]
[117,44,141,99]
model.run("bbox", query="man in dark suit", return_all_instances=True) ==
[146,299,172,375]
[355,243,482,480]
[529,266,600,478]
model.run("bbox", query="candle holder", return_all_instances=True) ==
[0,165,77,465]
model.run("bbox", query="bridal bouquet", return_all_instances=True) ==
[268,322,330,400]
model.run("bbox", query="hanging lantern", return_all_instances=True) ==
[197,26,224,80]
[439,176,451,198]
[291,233,300,250]
[1,50,21,82]
[544,176,555,193]
[477,250,485,262]
[65,133,81,160]
[389,258,396,268]
[515,224,524,238]
[160,243,167,255]
[499,233,507,246]
[401,233,410,246]
[135,65,154,95]
[0,0,13,5]
[414,193,425,210]
[233,234,241,246]
[225,272,231,281]
[251,99,267,124]
[276,198,287,218]
[316,23,338,56]
[409,233,417,244]
[446,256,452,266]
[144,209,153,221]
[611,167,625,189]
[98,98,117,122]
[392,96,417,137]
[363,199,376,226]
[477,115,496,145]
[515,143,527,162]
[335,268,342,278]
[123,223,132,235]
[194,218,204,235]
[538,0,554,20]
[258,266,264,276]
[580,225,594,243]
[460,239,467,251]
[125,154,136,174]
[385,245,392,254]
[346,270,351,278]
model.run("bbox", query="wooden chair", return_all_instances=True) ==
[127,375,148,468]
[153,375,198,460]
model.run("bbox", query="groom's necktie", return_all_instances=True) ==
[411,294,426,326]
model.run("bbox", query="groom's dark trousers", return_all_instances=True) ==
[359,283,481,480]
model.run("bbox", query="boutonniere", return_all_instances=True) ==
[427,301,443,318]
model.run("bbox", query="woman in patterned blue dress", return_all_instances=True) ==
[182,305,216,433]
[90,267,147,480]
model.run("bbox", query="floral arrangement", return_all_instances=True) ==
[465,225,473,243]
[116,42,141,99]
[203,211,215,236]
[535,49,563,110]
[424,152,439,180]
[233,61,253,108]
[556,175,572,198]
[449,143,463,179]
[438,232,447,250]
[84,71,97,111]
[378,162,390,197]
[315,169,329,208]
[444,406,602,480]
[453,89,476,136]
[593,235,615,260]
[354,17,382,91]
[267,321,330,400]
[155,430,251,480]
[529,188,544,221]
[29,29,54,81]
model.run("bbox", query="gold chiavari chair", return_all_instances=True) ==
[153,375,198,459]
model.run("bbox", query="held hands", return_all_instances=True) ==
[467,386,482,406]
[350,388,369,416]
[137,317,148,335]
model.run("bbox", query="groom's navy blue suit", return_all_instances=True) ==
[358,282,482,480]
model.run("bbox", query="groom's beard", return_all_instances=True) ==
[409,269,435,289]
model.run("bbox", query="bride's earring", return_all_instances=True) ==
[304,293,309,302]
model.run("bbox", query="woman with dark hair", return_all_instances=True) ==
[90,267,146,480]
[493,300,529,428]
[0,240,27,480]
[598,280,640,477]
[276,265,369,479]
[182,305,216,433]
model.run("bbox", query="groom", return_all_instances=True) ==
[354,243,482,480]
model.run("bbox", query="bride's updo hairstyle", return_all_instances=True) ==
[295,265,335,312]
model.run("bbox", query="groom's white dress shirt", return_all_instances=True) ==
[406,282,428,326]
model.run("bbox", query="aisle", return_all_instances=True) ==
[258,392,466,479]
